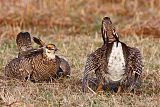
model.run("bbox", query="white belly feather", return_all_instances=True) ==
[107,42,125,82]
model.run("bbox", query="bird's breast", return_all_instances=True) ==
[107,42,126,82]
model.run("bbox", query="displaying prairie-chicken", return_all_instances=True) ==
[5,32,70,82]
[82,17,143,93]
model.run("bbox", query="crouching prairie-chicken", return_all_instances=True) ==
[82,17,143,93]
[33,37,71,81]
[4,32,70,82]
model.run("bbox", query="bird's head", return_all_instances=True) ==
[33,37,58,59]
[44,44,58,59]
[101,17,119,44]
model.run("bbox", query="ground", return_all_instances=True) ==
[0,0,159,107]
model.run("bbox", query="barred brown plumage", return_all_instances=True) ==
[82,17,143,93]
[5,32,34,81]
[32,37,71,79]
[4,57,32,81]
[16,32,34,58]
[4,32,71,82]
[29,50,62,82]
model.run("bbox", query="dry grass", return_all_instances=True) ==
[0,0,160,107]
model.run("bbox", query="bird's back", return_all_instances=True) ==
[4,57,32,80]
[30,54,61,82]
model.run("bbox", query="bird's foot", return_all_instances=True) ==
[96,83,103,95]
[117,85,122,94]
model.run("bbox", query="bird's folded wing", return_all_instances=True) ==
[82,48,103,92]
[128,47,143,76]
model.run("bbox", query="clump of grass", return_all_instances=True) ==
[0,35,159,107]
[1,0,160,38]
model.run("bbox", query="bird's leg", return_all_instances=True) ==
[117,80,124,94]
[128,72,140,93]
[117,85,122,94]
[96,83,103,95]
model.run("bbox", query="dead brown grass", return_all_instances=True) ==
[0,0,160,107]
[1,0,160,38]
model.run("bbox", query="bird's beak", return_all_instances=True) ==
[55,48,58,52]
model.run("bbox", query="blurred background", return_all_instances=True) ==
[0,0,160,39]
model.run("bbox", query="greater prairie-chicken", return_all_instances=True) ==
[33,37,71,77]
[82,17,143,93]
[5,32,70,82]
[5,32,34,80]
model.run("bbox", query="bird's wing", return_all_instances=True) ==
[127,46,143,91]
[82,48,103,92]
[59,57,71,77]
[128,47,143,76]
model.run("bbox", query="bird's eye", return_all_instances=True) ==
[49,48,54,50]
